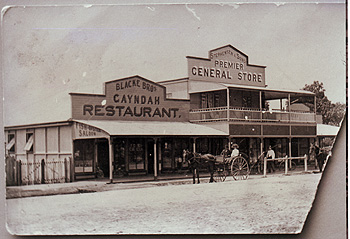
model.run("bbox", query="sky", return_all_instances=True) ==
[2,3,346,126]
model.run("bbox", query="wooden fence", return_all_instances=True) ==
[263,155,308,177]
[6,156,72,186]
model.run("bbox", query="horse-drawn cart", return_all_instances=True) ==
[213,154,250,182]
[183,150,261,184]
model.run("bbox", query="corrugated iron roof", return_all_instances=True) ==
[317,124,340,137]
[187,80,314,96]
[74,120,228,136]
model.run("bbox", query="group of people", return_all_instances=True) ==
[220,144,276,173]
[221,142,328,173]
[220,143,240,164]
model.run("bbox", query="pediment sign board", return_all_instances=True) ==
[70,76,190,121]
[187,45,266,87]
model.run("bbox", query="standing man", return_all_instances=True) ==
[266,145,275,173]
[309,142,317,169]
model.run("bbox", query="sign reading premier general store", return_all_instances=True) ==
[70,76,190,121]
[187,45,266,87]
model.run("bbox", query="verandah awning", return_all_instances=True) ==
[188,80,314,98]
[317,124,340,137]
[74,120,228,137]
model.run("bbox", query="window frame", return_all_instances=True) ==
[24,131,34,153]
[6,133,16,153]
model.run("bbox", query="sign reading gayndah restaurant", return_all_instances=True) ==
[70,76,190,121]
[187,45,266,86]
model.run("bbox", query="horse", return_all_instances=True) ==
[182,149,216,184]
[316,150,330,172]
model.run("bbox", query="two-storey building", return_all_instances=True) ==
[5,44,317,185]
[161,45,317,162]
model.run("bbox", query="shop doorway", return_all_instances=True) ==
[97,139,109,177]
[264,138,289,158]
[147,140,155,174]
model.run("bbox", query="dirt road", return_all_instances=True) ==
[6,173,321,235]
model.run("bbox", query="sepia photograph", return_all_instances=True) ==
[1,1,346,236]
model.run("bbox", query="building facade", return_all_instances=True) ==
[5,45,318,185]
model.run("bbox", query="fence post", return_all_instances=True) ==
[17,160,22,186]
[285,156,288,175]
[304,154,308,172]
[41,159,45,184]
[70,157,75,182]
[263,157,267,177]
[64,158,68,183]
[52,160,55,183]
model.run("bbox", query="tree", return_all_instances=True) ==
[302,81,345,126]
[324,102,346,126]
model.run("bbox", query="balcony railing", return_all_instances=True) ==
[189,106,316,123]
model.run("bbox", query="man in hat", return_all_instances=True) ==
[231,144,240,158]
[266,145,276,173]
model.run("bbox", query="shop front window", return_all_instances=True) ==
[114,139,126,172]
[128,139,145,170]
[230,138,249,156]
[298,138,309,157]
[162,139,173,169]
[74,140,94,173]
[209,138,224,156]
[248,138,260,163]
[196,138,209,153]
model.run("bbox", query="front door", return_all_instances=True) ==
[97,140,109,177]
[147,140,155,174]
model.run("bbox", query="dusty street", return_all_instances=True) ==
[6,173,321,235]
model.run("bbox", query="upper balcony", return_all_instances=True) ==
[160,78,317,125]
[189,106,316,124]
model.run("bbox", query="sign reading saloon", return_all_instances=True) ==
[187,45,266,87]
[73,122,108,139]
[70,76,190,121]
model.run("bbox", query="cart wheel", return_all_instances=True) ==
[231,156,249,180]
[214,169,227,182]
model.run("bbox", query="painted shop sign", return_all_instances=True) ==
[73,122,108,139]
[187,45,266,87]
[70,76,190,121]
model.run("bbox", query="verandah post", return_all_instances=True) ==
[226,88,230,121]
[192,137,197,153]
[153,138,158,180]
[285,156,288,175]
[263,157,267,177]
[108,137,114,184]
